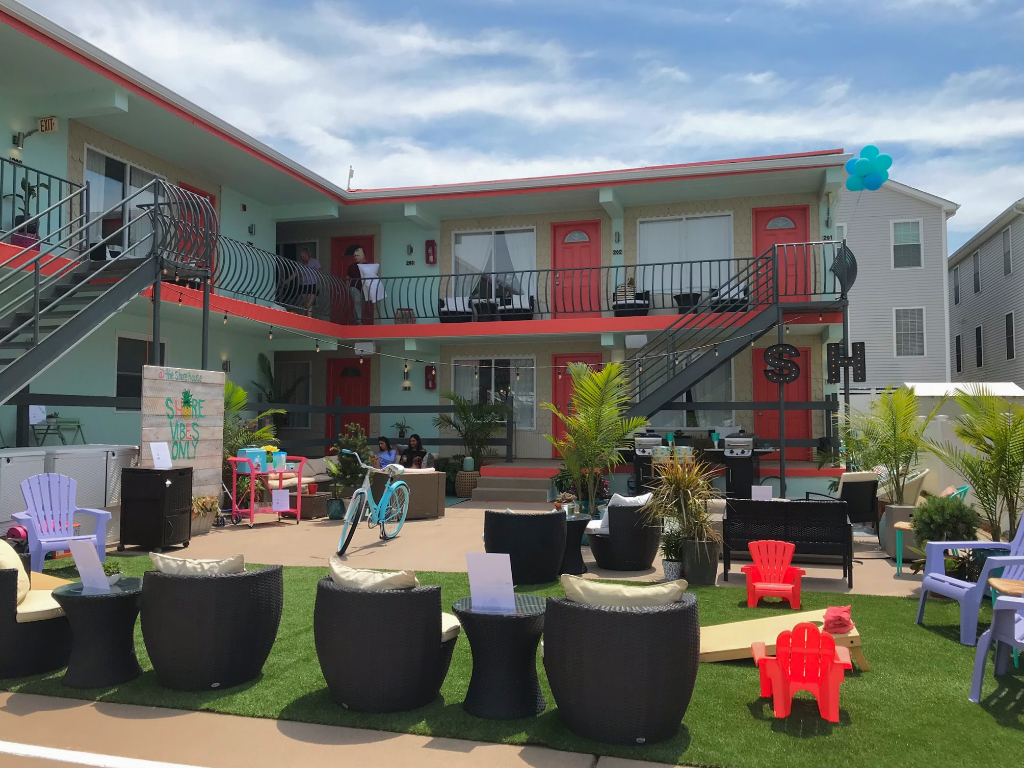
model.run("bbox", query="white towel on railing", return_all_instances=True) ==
[358,263,385,303]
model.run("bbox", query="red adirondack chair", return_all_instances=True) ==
[742,539,804,609]
[751,622,852,723]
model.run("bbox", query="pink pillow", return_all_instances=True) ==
[939,485,958,498]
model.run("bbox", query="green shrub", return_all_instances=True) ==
[911,495,980,545]
[434,454,465,496]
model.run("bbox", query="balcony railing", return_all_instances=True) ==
[0,157,86,252]
[212,237,853,325]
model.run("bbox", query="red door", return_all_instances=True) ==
[753,206,810,302]
[552,221,601,317]
[326,357,371,455]
[550,353,604,459]
[752,346,812,461]
[330,235,375,324]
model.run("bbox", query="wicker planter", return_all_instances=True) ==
[191,514,214,536]
[455,470,480,498]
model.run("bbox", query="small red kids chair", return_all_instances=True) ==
[742,539,804,609]
[751,622,852,723]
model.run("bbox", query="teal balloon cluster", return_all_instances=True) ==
[845,145,892,191]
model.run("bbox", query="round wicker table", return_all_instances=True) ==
[452,593,546,719]
[560,515,590,575]
[52,577,143,688]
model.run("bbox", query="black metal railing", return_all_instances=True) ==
[212,240,853,325]
[0,157,86,252]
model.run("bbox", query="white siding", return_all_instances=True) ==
[836,185,950,388]
[949,213,1024,382]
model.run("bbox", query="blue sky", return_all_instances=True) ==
[25,0,1024,249]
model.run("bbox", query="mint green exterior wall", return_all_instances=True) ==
[380,221,440,278]
[377,341,440,442]
[1,94,70,233]
[0,297,275,446]
[219,186,278,253]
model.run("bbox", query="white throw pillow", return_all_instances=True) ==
[0,539,30,605]
[561,574,688,608]
[328,555,419,591]
[357,263,380,279]
[608,492,653,509]
[149,552,245,576]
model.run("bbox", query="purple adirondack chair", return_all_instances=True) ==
[916,523,1024,646]
[12,474,111,573]
[969,595,1024,703]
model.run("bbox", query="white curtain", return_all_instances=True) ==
[453,233,494,299]
[509,358,535,430]
[498,231,537,300]
[638,215,732,293]
[637,218,684,292]
[452,361,478,403]
[684,215,732,290]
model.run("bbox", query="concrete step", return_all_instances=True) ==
[471,487,551,503]
[473,476,552,491]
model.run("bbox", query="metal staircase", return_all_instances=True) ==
[0,179,216,406]
[625,242,855,419]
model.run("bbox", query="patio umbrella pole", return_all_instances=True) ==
[776,303,786,499]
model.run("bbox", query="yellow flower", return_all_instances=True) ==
[260,444,279,453]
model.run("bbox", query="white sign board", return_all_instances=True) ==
[149,441,172,470]
[466,553,516,614]
[140,366,225,498]
[751,485,773,501]
[272,489,290,512]
[69,539,109,594]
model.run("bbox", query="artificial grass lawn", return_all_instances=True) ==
[2,555,1021,768]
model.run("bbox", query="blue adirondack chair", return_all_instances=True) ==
[969,595,1024,703]
[12,474,111,573]
[916,523,1024,645]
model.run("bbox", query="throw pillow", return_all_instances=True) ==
[608,492,653,510]
[0,539,30,604]
[149,552,245,576]
[939,485,958,498]
[328,555,419,591]
[561,574,688,607]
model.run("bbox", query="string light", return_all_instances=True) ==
[177,293,182,305]
[222,313,227,325]
[315,339,320,353]
[819,313,823,321]
[715,346,720,357]
[359,356,363,364]
[557,368,563,380]
[268,326,273,340]
[785,325,790,334]
[474,367,479,381]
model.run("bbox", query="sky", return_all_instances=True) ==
[22,0,1024,250]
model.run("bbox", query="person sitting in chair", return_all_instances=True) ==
[374,436,397,469]
[400,434,427,468]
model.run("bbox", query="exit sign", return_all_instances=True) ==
[38,117,58,133]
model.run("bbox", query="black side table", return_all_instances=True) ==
[452,594,546,719]
[52,577,143,688]
[560,515,590,575]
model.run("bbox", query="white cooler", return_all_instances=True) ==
[43,445,139,537]
[0,448,47,524]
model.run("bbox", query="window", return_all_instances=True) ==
[1007,313,1015,361]
[637,214,732,292]
[452,230,536,302]
[452,358,535,430]
[646,361,734,430]
[976,325,983,368]
[563,230,590,243]
[953,266,960,305]
[834,223,847,242]
[275,361,312,429]
[892,221,922,268]
[766,216,795,230]
[116,336,166,403]
[85,148,159,253]
[955,335,962,374]
[1004,227,1013,275]
[973,251,981,293]
[894,308,925,357]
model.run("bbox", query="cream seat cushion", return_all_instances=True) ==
[0,539,30,604]
[561,574,688,608]
[441,612,461,642]
[328,555,419,591]
[150,552,245,576]
[16,590,64,623]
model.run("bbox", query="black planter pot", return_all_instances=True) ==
[680,539,720,586]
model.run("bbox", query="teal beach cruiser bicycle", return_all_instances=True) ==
[336,449,410,556]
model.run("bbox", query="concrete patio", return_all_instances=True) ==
[148,500,923,598]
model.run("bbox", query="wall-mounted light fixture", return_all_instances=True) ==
[406,244,414,255]
[402,361,412,391]
[221,360,231,373]
[614,231,621,244]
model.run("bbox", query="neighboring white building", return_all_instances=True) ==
[835,180,959,389]
[948,197,1024,382]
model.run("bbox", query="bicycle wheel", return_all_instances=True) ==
[337,492,365,556]
[379,481,409,540]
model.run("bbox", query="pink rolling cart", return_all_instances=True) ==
[227,455,308,527]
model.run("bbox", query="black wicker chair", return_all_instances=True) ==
[544,595,700,744]
[588,506,661,571]
[141,565,283,691]
[0,553,71,678]
[484,510,566,585]
[314,578,456,712]
[805,471,879,526]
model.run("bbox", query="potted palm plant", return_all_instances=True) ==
[542,362,648,515]
[433,391,510,497]
[644,455,723,585]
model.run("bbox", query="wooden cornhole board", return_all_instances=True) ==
[30,572,74,591]
[700,608,870,671]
